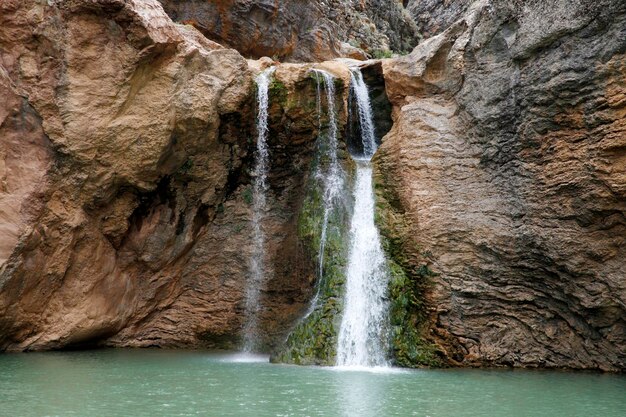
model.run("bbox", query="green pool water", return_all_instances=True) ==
[0,350,624,417]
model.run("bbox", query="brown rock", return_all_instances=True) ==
[157,0,419,61]
[0,0,345,351]
[0,68,52,267]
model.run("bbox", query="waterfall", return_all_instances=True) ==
[305,69,344,317]
[336,68,389,367]
[348,70,377,159]
[243,67,275,352]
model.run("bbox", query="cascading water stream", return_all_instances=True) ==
[305,69,343,317]
[336,68,390,367]
[243,67,275,353]
[348,70,378,159]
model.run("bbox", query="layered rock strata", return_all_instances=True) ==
[158,0,419,61]
[378,0,626,371]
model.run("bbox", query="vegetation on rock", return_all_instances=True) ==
[374,152,442,368]
[272,84,354,365]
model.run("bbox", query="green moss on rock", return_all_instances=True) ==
[271,251,346,365]
[242,186,253,206]
[272,121,352,366]
[374,153,443,368]
[268,79,288,100]
[387,258,440,367]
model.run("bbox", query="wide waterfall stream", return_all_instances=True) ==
[336,68,390,367]
[277,67,392,367]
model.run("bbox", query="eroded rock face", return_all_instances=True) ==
[379,0,626,370]
[0,0,350,351]
[158,0,419,61]
[0,0,250,350]
[406,0,469,38]
[0,70,52,267]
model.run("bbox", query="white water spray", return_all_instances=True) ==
[305,69,344,317]
[336,68,389,367]
[349,70,377,159]
[243,67,275,352]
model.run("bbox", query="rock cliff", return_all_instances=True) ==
[157,0,419,61]
[379,0,626,371]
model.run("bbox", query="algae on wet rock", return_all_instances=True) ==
[271,79,353,365]
[373,151,443,368]
[272,140,353,365]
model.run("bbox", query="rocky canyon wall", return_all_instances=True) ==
[0,0,351,351]
[378,0,626,371]
[157,0,419,61]
[406,0,469,39]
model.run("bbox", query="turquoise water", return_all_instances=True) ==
[0,350,624,417]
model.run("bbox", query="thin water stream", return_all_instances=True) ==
[306,69,344,317]
[243,67,275,352]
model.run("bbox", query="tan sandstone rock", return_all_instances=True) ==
[0,0,327,351]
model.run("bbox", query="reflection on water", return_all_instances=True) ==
[336,369,385,417]
[0,350,624,417]
[218,352,270,363]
